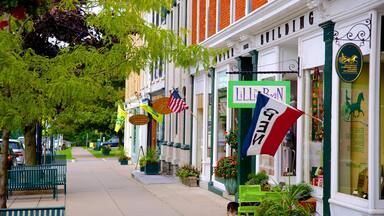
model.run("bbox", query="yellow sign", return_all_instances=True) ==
[140,104,163,123]
[114,104,127,132]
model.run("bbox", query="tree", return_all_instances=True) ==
[0,0,218,207]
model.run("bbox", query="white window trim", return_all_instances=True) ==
[330,9,384,212]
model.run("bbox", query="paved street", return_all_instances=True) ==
[65,147,227,216]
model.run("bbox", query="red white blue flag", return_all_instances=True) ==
[241,93,304,157]
[168,90,189,113]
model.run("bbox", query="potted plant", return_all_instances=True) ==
[225,129,238,153]
[117,146,130,165]
[176,165,199,187]
[255,183,312,216]
[144,147,159,175]
[245,171,270,191]
[139,157,146,172]
[214,156,237,195]
[101,145,111,156]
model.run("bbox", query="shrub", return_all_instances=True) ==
[176,165,199,179]
[214,156,237,178]
[145,147,158,164]
[139,157,146,167]
[245,171,269,190]
[101,145,111,154]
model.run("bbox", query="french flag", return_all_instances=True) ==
[241,93,304,157]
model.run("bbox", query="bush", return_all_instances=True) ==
[139,157,146,167]
[245,171,270,190]
[176,165,199,179]
[145,147,158,164]
[214,156,237,178]
[101,145,111,154]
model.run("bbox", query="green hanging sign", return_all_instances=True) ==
[335,43,363,82]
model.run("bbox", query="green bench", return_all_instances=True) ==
[8,168,58,199]
[238,185,282,216]
[0,206,65,216]
[13,164,67,194]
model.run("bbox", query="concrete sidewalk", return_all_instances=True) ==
[65,147,227,216]
[7,147,227,215]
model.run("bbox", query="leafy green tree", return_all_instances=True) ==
[0,0,217,207]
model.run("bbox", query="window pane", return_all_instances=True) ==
[380,49,384,199]
[309,67,324,187]
[216,88,227,160]
[339,55,369,199]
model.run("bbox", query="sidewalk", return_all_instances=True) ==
[7,147,227,215]
[65,147,227,216]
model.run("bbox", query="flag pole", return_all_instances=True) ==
[303,113,323,124]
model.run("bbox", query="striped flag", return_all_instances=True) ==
[241,93,304,157]
[168,90,188,113]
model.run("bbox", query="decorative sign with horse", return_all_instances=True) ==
[336,43,363,82]
[342,90,364,120]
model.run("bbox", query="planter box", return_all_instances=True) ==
[120,160,128,165]
[181,176,199,187]
[102,151,110,156]
[140,166,145,172]
[299,197,317,213]
[145,162,159,175]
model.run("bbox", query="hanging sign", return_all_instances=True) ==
[228,81,290,108]
[152,97,172,114]
[129,114,149,125]
[336,43,363,82]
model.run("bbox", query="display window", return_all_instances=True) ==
[309,67,324,187]
[338,55,369,199]
[217,87,227,160]
[380,43,384,200]
[281,80,298,177]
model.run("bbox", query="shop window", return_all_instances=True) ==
[380,39,384,199]
[217,87,227,160]
[281,80,298,177]
[339,55,369,199]
[308,67,324,187]
[207,93,212,159]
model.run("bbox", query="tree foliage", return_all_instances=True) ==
[0,0,218,207]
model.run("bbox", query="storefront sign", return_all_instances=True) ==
[129,114,149,125]
[336,43,363,82]
[258,11,315,46]
[152,97,172,114]
[228,81,290,108]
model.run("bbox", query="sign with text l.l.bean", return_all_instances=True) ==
[228,81,291,108]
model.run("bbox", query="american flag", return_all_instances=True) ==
[168,90,188,113]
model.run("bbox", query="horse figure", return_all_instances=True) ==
[348,92,364,118]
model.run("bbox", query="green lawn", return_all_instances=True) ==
[56,147,75,160]
[87,148,120,158]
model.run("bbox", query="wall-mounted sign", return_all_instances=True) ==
[152,97,172,114]
[228,81,291,108]
[336,43,363,82]
[258,11,315,46]
[129,114,149,125]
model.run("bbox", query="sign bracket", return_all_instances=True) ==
[226,57,300,77]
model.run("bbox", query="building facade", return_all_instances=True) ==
[127,0,384,215]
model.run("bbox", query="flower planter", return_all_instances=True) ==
[299,197,317,213]
[120,159,128,165]
[224,177,238,195]
[102,151,110,156]
[140,166,145,172]
[145,162,159,175]
[181,176,199,187]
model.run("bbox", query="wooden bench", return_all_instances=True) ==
[0,206,65,216]
[8,168,58,199]
[13,164,67,194]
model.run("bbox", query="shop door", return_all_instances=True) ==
[151,119,157,149]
